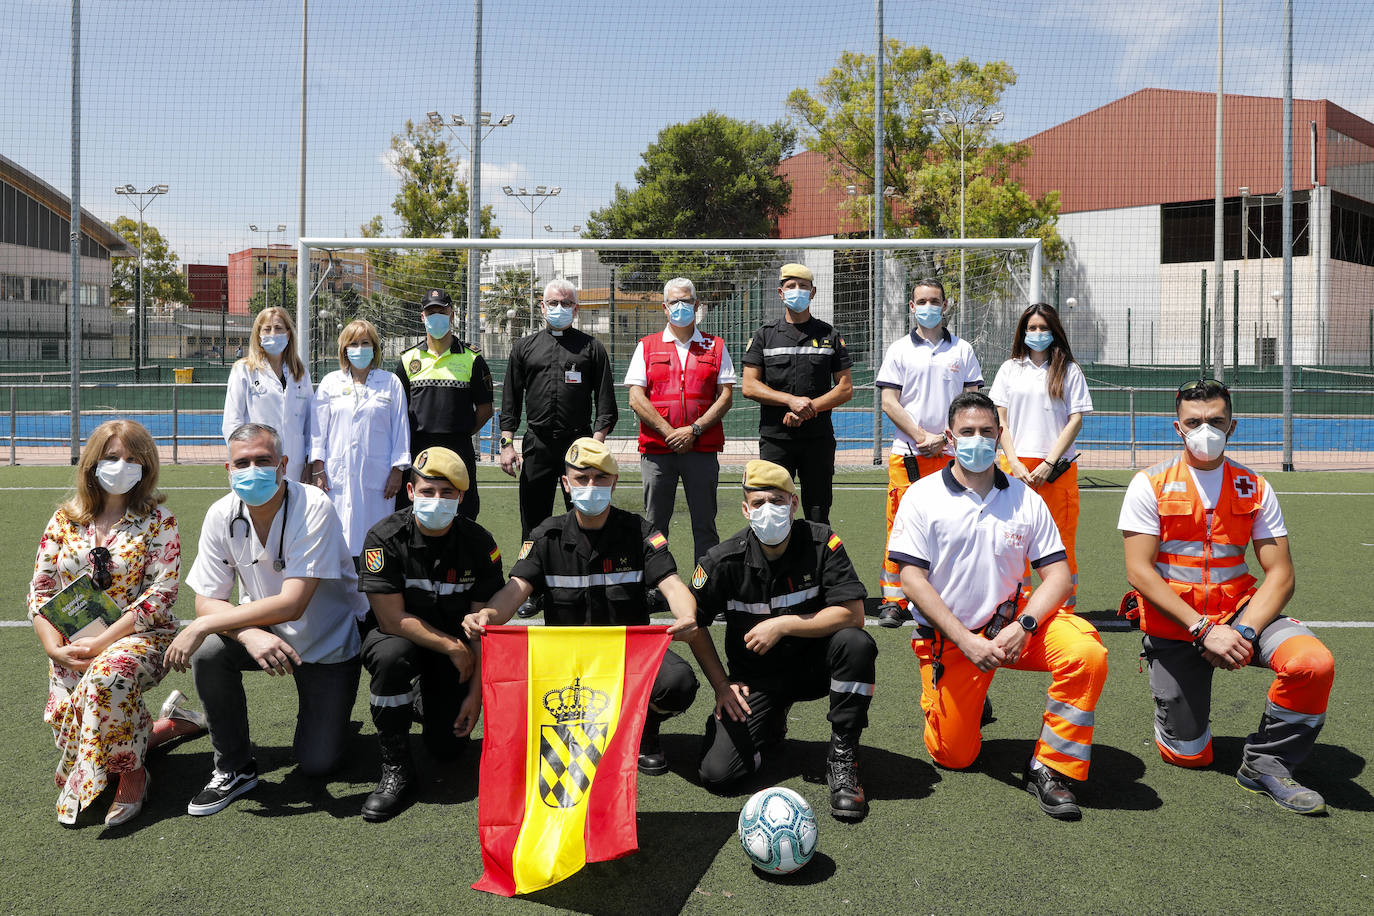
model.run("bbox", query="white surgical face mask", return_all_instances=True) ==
[260,332,289,356]
[782,288,811,313]
[748,501,794,546]
[346,345,373,369]
[545,304,575,330]
[95,458,143,495]
[569,484,613,515]
[954,435,998,473]
[1183,423,1228,462]
[412,496,460,530]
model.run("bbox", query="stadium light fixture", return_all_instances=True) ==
[114,182,169,367]
[503,184,565,312]
[249,223,288,311]
[429,109,514,150]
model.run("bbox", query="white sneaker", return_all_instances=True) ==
[159,689,209,731]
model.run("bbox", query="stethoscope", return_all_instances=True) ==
[225,484,289,572]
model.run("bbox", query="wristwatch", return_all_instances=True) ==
[690,422,703,437]
[1232,623,1258,643]
[499,435,514,449]
[1017,614,1038,633]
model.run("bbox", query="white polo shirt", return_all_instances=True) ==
[887,465,1066,630]
[186,479,364,665]
[623,327,736,387]
[875,329,983,456]
[989,358,1094,461]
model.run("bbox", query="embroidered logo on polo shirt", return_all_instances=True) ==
[363,548,384,573]
[692,564,708,588]
[1002,528,1025,549]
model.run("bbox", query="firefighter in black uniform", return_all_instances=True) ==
[464,437,698,775]
[499,279,618,616]
[357,446,503,822]
[395,288,494,520]
[687,459,876,822]
[740,263,854,524]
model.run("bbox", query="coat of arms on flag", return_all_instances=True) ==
[539,678,611,808]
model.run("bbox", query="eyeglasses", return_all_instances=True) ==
[89,547,113,591]
[543,299,576,309]
[665,298,695,307]
[1175,377,1229,404]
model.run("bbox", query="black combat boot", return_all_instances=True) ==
[826,731,868,822]
[362,734,416,822]
[638,712,669,776]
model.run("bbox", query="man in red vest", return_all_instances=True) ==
[625,277,735,563]
[1120,378,1334,814]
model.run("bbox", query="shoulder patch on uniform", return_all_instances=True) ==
[1162,481,1188,494]
[488,545,501,565]
[517,541,534,560]
[363,547,384,574]
[839,337,846,347]
[691,564,708,589]
[1232,474,1256,498]
[408,359,421,374]
[648,532,668,550]
[827,533,842,551]
[745,338,753,351]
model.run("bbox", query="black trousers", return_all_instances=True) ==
[698,627,876,789]
[759,434,836,524]
[518,428,582,539]
[650,650,700,717]
[362,626,472,761]
[396,433,480,520]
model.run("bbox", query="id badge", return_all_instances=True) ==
[564,370,582,384]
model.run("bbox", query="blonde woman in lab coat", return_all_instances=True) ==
[310,319,411,558]
[222,307,313,482]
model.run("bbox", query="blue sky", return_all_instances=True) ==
[5,0,1372,264]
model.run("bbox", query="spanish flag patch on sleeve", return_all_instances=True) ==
[489,545,502,565]
[648,532,668,550]
[827,533,842,551]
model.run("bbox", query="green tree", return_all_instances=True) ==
[362,118,499,320]
[248,274,297,315]
[786,40,1064,290]
[484,266,539,337]
[585,111,795,300]
[109,216,190,310]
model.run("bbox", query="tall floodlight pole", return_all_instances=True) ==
[115,183,168,368]
[70,0,82,463]
[922,107,1004,325]
[501,185,561,315]
[298,0,309,367]
[1213,0,1226,381]
[1281,0,1293,470]
[426,108,514,339]
[872,0,885,467]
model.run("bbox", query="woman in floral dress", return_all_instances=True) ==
[28,420,184,826]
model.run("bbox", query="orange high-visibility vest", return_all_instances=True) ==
[1138,455,1263,641]
[637,332,725,454]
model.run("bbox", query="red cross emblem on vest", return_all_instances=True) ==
[1233,475,1254,497]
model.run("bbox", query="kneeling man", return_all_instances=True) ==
[889,392,1107,820]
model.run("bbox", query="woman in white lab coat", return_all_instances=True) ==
[222,307,313,481]
[310,319,410,557]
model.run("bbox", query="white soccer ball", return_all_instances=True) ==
[737,786,819,875]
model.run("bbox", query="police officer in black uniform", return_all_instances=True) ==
[357,446,503,821]
[741,263,854,524]
[687,459,876,822]
[465,437,698,775]
[396,288,494,519]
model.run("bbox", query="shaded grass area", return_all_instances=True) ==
[3,465,1373,913]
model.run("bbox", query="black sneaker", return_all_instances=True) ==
[877,604,912,628]
[1024,760,1081,821]
[187,762,259,816]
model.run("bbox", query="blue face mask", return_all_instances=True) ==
[230,465,282,507]
[667,302,695,328]
[954,435,998,474]
[782,288,811,313]
[424,313,451,338]
[568,484,613,516]
[545,304,574,330]
[260,333,289,356]
[412,496,460,531]
[913,305,943,329]
[346,345,373,369]
[1024,330,1054,352]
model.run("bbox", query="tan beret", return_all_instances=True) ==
[412,446,469,491]
[564,437,619,475]
[779,263,814,284]
[742,459,796,495]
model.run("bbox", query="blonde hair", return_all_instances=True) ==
[240,307,306,381]
[337,319,382,371]
[62,420,164,524]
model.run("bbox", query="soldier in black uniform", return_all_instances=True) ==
[687,459,876,822]
[395,288,494,520]
[464,437,698,775]
[357,446,503,821]
[499,279,618,616]
[741,263,854,524]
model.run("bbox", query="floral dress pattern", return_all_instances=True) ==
[27,505,180,820]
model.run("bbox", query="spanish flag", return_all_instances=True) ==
[473,625,672,896]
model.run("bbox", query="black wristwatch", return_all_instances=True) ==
[1232,623,1258,643]
[1017,614,1038,633]
[690,422,703,437]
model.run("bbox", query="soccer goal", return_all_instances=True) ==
[296,236,1044,468]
